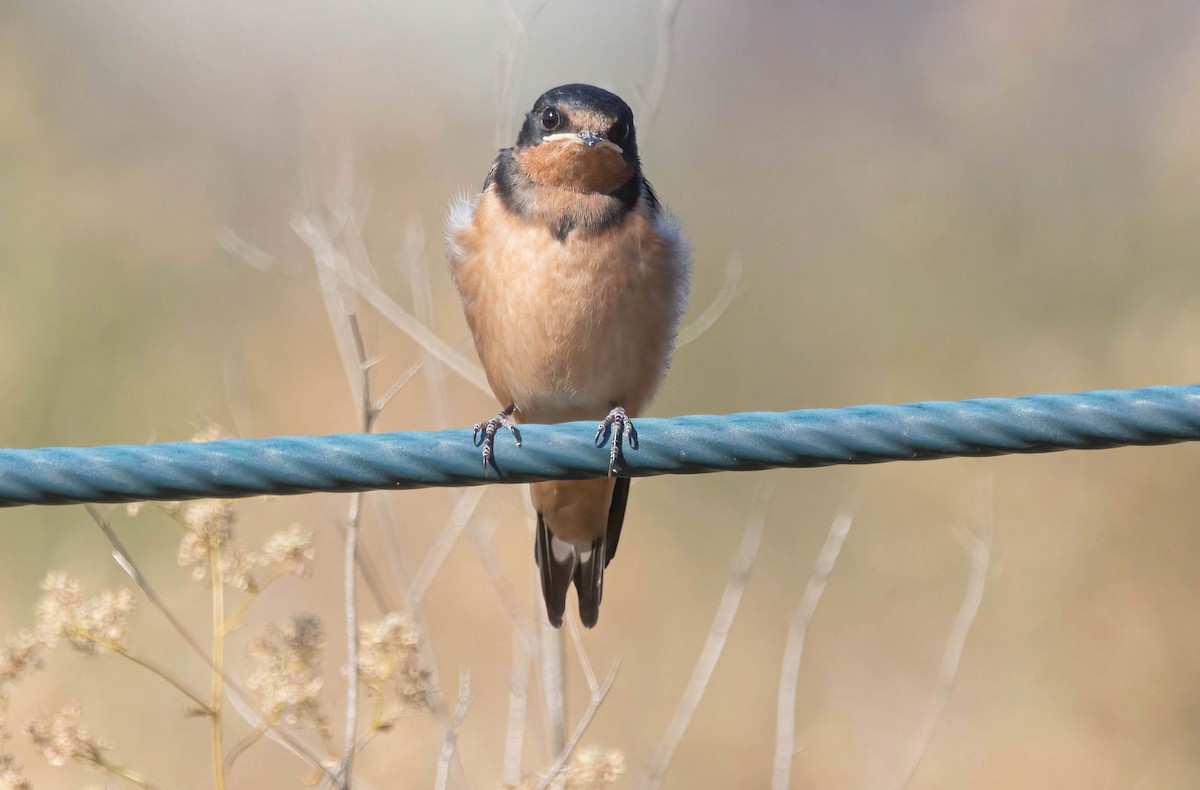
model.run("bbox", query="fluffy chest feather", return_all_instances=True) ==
[446,188,687,421]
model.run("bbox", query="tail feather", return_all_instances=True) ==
[534,478,633,629]
[605,477,630,565]
[535,513,574,628]
[573,537,605,628]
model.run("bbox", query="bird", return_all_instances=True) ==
[444,83,691,628]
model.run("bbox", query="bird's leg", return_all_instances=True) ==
[473,404,521,477]
[594,405,638,476]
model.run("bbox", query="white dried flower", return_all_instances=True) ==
[0,631,45,693]
[357,613,429,711]
[248,615,327,733]
[35,574,134,655]
[26,702,107,768]
[561,747,626,788]
[0,750,31,790]
[177,500,238,583]
[256,525,315,578]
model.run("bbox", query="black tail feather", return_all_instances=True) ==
[535,479,632,628]
[535,513,573,628]
[605,476,630,565]
[574,536,605,628]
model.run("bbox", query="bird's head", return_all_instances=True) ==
[512,84,639,195]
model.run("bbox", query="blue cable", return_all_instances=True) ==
[1,384,1197,507]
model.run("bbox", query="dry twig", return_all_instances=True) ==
[641,478,776,788]
[771,511,854,790]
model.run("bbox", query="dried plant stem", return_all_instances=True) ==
[223,730,263,775]
[638,0,685,131]
[98,758,157,789]
[503,629,532,785]
[771,512,854,790]
[107,643,212,714]
[536,584,566,758]
[209,534,227,790]
[435,671,473,790]
[492,0,554,148]
[537,660,621,790]
[405,221,454,431]
[565,611,598,694]
[330,256,489,395]
[338,491,362,789]
[676,255,742,349]
[466,518,537,652]
[407,487,488,605]
[85,506,334,781]
[222,578,273,635]
[641,479,775,789]
[889,476,994,790]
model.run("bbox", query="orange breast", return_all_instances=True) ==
[450,190,684,423]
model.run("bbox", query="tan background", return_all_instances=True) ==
[2,0,1200,787]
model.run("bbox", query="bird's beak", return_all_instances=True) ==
[543,130,624,154]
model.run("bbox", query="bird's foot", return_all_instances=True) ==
[594,405,638,476]
[473,404,521,477]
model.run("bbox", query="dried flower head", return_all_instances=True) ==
[222,549,258,593]
[256,525,315,578]
[248,615,327,733]
[177,500,237,582]
[0,631,45,695]
[192,423,224,443]
[35,574,134,655]
[560,747,626,788]
[357,613,429,711]
[26,702,107,768]
[0,750,31,790]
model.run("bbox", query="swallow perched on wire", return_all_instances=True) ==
[445,83,691,628]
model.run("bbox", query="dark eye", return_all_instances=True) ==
[609,120,631,145]
[540,107,561,131]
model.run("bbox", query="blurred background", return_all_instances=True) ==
[3,0,1200,787]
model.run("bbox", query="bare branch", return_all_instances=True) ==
[538,616,566,759]
[404,221,454,430]
[466,517,538,653]
[217,228,278,273]
[492,0,555,148]
[334,263,490,395]
[407,486,489,605]
[676,254,742,349]
[537,661,622,790]
[84,505,335,781]
[524,495,565,757]
[365,493,453,718]
[889,474,994,790]
[566,610,599,694]
[771,511,854,790]
[371,360,424,426]
[641,478,776,788]
[503,629,533,786]
[636,0,686,131]
[291,214,367,424]
[435,671,473,790]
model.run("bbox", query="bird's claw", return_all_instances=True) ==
[594,406,637,476]
[474,405,521,478]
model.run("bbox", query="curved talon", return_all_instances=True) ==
[474,405,521,478]
[595,406,635,476]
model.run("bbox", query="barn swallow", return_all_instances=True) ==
[445,84,691,628]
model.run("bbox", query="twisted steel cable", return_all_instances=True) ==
[1,384,1198,507]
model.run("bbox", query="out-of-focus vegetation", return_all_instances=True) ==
[2,0,1200,787]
